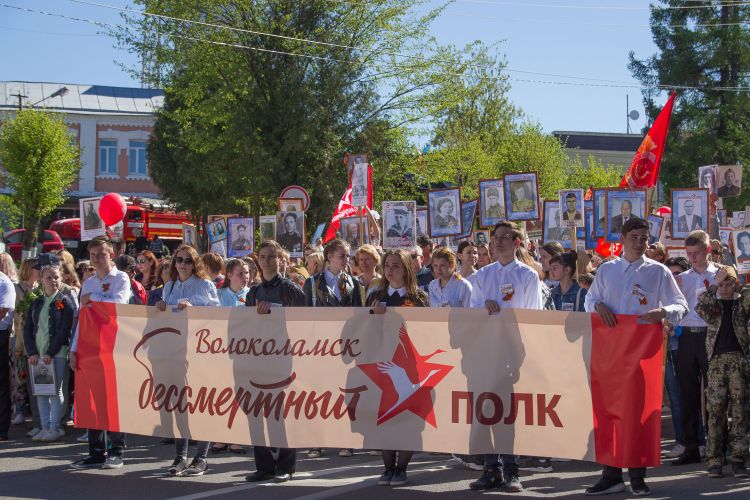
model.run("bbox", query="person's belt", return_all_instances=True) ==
[681,326,707,334]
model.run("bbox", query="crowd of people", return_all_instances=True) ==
[0,216,748,497]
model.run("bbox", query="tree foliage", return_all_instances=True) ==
[0,109,80,250]
[629,0,750,210]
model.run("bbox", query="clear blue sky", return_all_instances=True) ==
[1,0,663,135]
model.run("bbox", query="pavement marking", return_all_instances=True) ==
[165,458,452,500]
[288,461,454,500]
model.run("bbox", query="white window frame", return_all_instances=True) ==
[128,140,148,178]
[98,139,118,176]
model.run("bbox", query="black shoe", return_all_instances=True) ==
[630,478,650,496]
[732,462,749,478]
[390,468,407,486]
[708,465,723,478]
[378,469,394,486]
[246,471,275,482]
[72,456,107,469]
[184,458,207,476]
[166,457,188,476]
[585,477,626,495]
[273,472,293,483]
[505,474,523,492]
[672,453,701,466]
[102,456,124,469]
[519,457,553,473]
[469,469,504,490]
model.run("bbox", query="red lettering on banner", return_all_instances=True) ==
[451,391,474,423]
[537,394,563,427]
[476,392,503,425]
[194,329,361,358]
[504,393,533,425]
[450,391,563,428]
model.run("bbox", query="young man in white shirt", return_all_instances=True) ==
[468,221,544,493]
[584,218,688,496]
[672,230,717,466]
[71,236,132,470]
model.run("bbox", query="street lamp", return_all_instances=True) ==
[10,86,70,109]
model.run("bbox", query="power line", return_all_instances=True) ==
[3,3,749,93]
[322,0,750,11]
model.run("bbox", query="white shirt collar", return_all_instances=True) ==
[388,286,406,297]
[324,268,343,281]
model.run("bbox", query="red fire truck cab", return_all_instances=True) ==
[50,200,191,256]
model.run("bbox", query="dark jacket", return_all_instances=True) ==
[695,285,750,360]
[303,271,364,307]
[245,274,305,307]
[23,293,75,358]
[367,287,429,308]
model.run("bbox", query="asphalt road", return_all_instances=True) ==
[1,414,749,499]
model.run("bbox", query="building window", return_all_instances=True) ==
[98,139,118,176]
[129,140,147,177]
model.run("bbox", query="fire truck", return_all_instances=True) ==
[50,199,191,256]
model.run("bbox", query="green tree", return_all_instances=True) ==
[629,0,750,211]
[114,0,456,226]
[0,109,80,252]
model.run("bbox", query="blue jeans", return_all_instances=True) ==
[665,349,704,445]
[35,357,67,431]
[483,454,519,476]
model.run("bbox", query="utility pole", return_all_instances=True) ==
[9,92,27,110]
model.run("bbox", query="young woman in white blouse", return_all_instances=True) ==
[428,247,472,307]
[156,245,219,477]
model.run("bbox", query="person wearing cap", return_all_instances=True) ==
[302,238,364,459]
[387,208,411,240]
[410,246,433,292]
[695,265,750,479]
[484,187,504,220]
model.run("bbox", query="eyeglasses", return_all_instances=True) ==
[86,267,95,272]
[175,257,194,265]
[494,234,515,241]
[136,259,147,264]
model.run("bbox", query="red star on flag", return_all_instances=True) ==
[358,324,453,428]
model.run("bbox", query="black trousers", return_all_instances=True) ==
[677,329,708,456]
[0,330,10,435]
[602,465,645,480]
[253,446,296,474]
[88,429,126,458]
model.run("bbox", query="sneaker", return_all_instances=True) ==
[708,465,723,478]
[72,455,106,469]
[519,457,553,473]
[667,444,685,458]
[307,448,322,458]
[469,469,504,490]
[184,458,207,476]
[732,462,749,478]
[41,429,63,442]
[77,431,89,443]
[630,478,650,496]
[672,453,701,466]
[26,427,42,438]
[32,430,49,442]
[338,448,353,457]
[505,474,523,493]
[378,469,394,486]
[585,477,626,495]
[390,468,407,486]
[167,457,188,476]
[11,413,25,425]
[273,473,292,483]
[102,456,124,469]
[57,427,66,437]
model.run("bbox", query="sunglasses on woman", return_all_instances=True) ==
[174,257,194,265]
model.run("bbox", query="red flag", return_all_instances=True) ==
[322,185,358,243]
[620,92,676,189]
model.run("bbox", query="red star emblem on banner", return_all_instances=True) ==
[358,324,453,428]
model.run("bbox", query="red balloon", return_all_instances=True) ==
[98,192,127,226]
[595,238,623,258]
[656,205,672,216]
